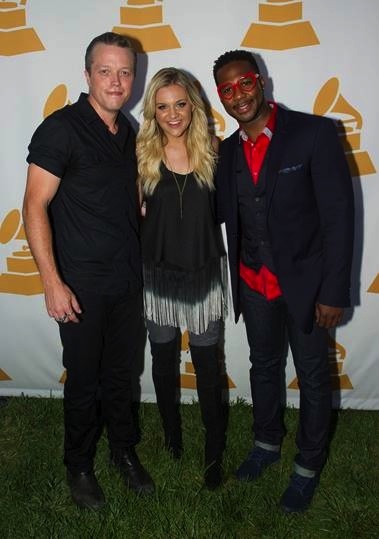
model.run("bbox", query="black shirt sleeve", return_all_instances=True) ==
[26,112,71,178]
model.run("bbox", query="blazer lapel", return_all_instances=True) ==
[264,106,290,212]
[235,139,253,188]
[224,131,240,231]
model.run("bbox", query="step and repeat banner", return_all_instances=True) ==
[1,1,378,408]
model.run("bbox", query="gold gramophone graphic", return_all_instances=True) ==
[180,331,236,390]
[0,368,12,381]
[43,84,70,118]
[288,335,353,391]
[0,0,44,56]
[0,209,43,295]
[194,80,226,140]
[314,78,376,178]
[241,0,319,51]
[0,85,70,296]
[208,108,226,140]
[367,274,379,294]
[112,0,180,53]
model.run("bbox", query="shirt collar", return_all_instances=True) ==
[239,101,277,143]
[77,92,122,127]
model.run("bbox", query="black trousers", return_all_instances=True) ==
[239,279,331,472]
[59,288,143,473]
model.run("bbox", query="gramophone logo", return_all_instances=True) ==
[241,0,319,51]
[43,84,70,118]
[0,0,44,56]
[194,80,226,140]
[313,78,376,178]
[0,85,70,296]
[112,0,180,53]
[288,336,353,391]
[367,274,379,294]
[0,368,12,381]
[0,209,43,295]
[180,331,236,390]
[209,108,226,141]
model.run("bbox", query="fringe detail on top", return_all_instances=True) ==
[143,255,228,335]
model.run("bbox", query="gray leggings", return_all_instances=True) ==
[146,319,221,346]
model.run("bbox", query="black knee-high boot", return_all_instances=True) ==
[190,344,226,489]
[150,339,183,459]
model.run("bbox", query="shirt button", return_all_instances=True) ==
[260,240,265,245]
[255,197,260,202]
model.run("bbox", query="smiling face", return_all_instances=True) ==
[216,59,269,127]
[85,43,135,122]
[154,84,193,142]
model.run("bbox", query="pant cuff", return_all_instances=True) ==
[294,463,316,478]
[255,440,280,453]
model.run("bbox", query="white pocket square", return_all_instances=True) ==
[278,164,303,174]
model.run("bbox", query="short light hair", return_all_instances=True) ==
[85,32,137,74]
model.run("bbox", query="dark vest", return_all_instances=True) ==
[236,144,276,272]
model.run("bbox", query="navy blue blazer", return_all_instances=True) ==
[216,105,355,333]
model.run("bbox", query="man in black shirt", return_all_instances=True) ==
[23,32,154,510]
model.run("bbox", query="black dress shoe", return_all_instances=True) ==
[111,447,155,495]
[165,441,183,460]
[204,460,223,490]
[66,470,105,510]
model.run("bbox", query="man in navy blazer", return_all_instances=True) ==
[213,50,354,513]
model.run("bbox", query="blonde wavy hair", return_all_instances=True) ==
[136,67,217,195]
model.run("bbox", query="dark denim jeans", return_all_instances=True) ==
[239,279,331,472]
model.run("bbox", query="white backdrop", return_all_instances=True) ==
[1,0,378,409]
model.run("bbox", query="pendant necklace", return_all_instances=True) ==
[165,156,189,219]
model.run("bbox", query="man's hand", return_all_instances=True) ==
[23,164,82,324]
[315,303,343,329]
[44,280,81,324]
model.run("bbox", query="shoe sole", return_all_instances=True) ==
[280,502,310,514]
[71,495,106,511]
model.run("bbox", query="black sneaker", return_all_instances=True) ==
[235,446,280,481]
[280,472,319,513]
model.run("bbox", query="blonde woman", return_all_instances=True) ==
[137,68,228,489]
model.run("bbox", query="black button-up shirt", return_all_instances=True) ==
[27,93,142,295]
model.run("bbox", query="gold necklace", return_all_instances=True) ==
[165,157,189,219]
